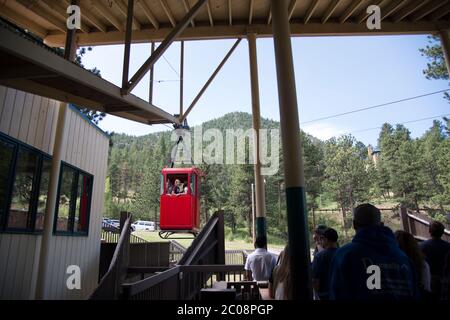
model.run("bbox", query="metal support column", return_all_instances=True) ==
[149,42,155,103]
[35,0,79,300]
[247,33,266,239]
[180,41,185,116]
[439,30,450,76]
[251,183,256,243]
[122,0,135,93]
[271,0,312,300]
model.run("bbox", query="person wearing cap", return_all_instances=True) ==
[312,227,339,300]
[329,203,418,300]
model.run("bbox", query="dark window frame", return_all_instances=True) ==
[53,161,93,237]
[0,132,52,235]
[0,132,94,237]
[0,136,17,232]
[6,146,49,233]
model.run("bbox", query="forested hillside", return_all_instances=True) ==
[104,112,450,243]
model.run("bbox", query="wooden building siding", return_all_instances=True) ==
[0,86,109,300]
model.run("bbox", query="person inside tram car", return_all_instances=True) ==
[166,179,173,194]
[168,179,181,195]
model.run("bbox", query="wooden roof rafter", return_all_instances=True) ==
[355,0,385,24]
[159,0,176,28]
[206,0,214,26]
[15,0,68,33]
[40,0,90,33]
[322,0,342,24]
[339,0,365,24]
[410,0,449,22]
[304,0,320,24]
[90,0,124,32]
[182,0,196,27]
[381,0,409,21]
[136,0,160,29]
[391,0,431,23]
[59,0,108,33]
[0,1,449,46]
[113,0,141,30]
[228,0,232,26]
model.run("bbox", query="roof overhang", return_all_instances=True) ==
[0,23,179,125]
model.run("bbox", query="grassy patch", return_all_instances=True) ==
[133,230,285,251]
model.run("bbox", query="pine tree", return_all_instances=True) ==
[323,135,370,237]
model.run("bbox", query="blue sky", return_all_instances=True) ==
[81,35,449,147]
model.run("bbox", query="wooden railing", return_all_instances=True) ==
[121,211,228,300]
[178,211,225,266]
[169,240,186,264]
[400,207,450,242]
[225,250,247,265]
[101,222,148,244]
[90,212,132,300]
[122,264,246,300]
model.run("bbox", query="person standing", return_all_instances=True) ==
[329,203,418,300]
[395,230,431,296]
[269,245,293,300]
[245,236,277,282]
[420,221,450,298]
[312,228,339,300]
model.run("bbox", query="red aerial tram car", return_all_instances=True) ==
[159,167,203,239]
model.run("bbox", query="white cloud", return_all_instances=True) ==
[302,122,344,141]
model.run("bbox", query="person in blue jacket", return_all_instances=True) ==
[329,203,419,300]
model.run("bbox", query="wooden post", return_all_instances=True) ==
[248,32,266,239]
[216,210,225,265]
[400,206,411,233]
[180,38,242,123]
[125,0,208,94]
[149,42,155,103]
[271,0,312,300]
[439,30,450,76]
[119,211,131,296]
[122,0,135,93]
[35,0,79,300]
[251,183,256,243]
[180,40,184,116]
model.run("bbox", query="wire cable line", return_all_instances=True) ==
[347,114,450,135]
[301,89,450,125]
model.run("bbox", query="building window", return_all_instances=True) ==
[35,158,51,231]
[7,147,39,230]
[0,133,93,236]
[190,174,196,196]
[54,163,93,235]
[0,139,15,228]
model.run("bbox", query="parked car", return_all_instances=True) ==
[131,221,155,232]
[110,219,120,228]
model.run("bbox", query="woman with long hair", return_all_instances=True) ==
[395,230,431,294]
[270,245,293,300]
